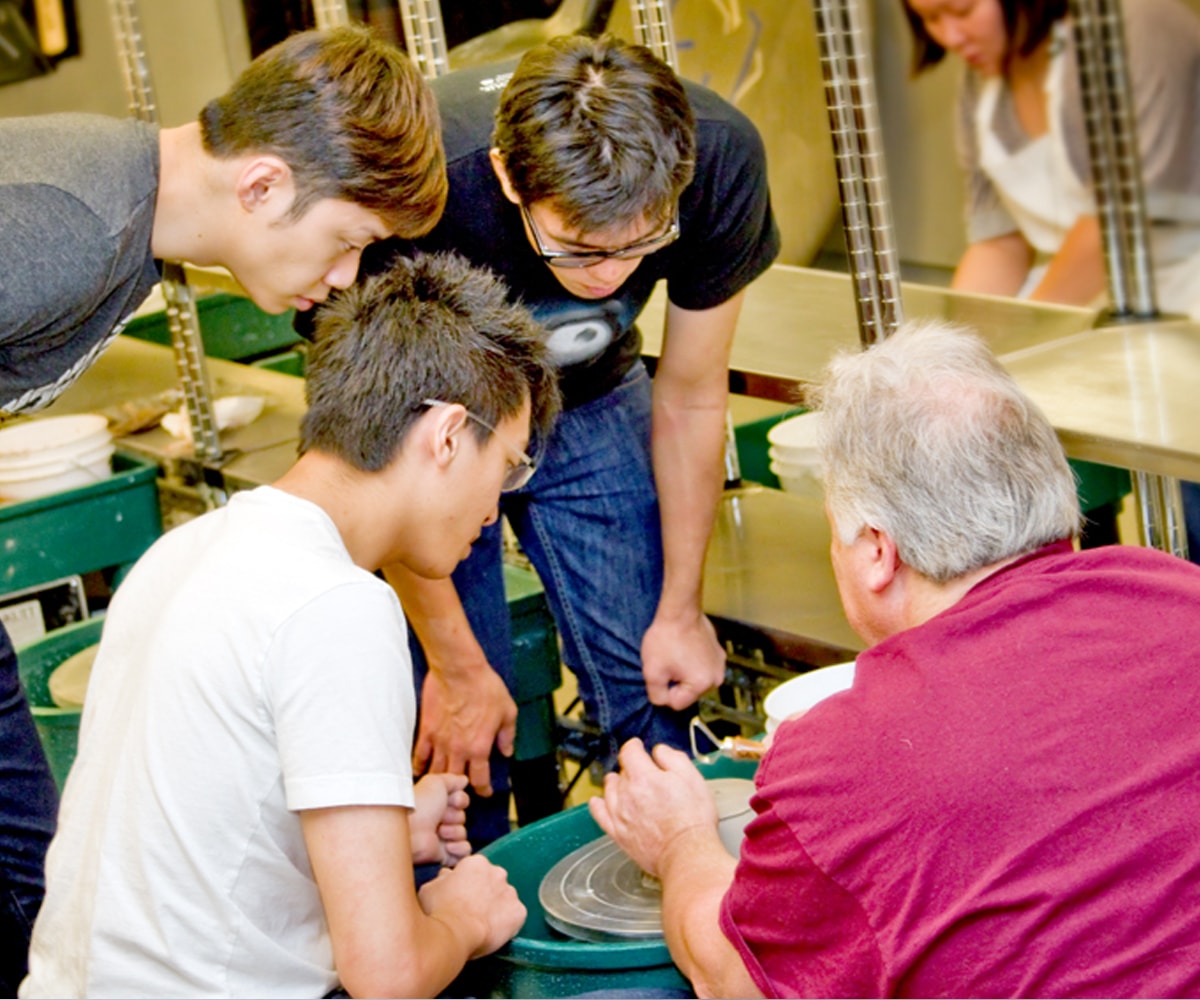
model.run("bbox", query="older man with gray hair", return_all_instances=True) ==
[593,319,1200,998]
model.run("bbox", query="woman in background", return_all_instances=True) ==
[904,0,1200,556]
[902,0,1200,314]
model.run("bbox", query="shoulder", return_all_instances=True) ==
[0,113,158,235]
[684,80,768,163]
[1117,0,1200,70]
[0,112,154,170]
[431,60,518,163]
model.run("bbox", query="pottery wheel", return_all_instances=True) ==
[538,834,664,942]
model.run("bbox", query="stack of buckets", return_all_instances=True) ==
[766,410,823,500]
[0,415,114,503]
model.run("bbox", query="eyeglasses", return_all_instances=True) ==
[520,203,680,269]
[422,399,537,492]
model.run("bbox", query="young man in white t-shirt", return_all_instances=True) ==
[20,252,561,999]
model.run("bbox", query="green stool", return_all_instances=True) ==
[504,564,564,825]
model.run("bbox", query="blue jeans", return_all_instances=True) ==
[0,623,58,995]
[1182,481,1200,562]
[409,364,692,841]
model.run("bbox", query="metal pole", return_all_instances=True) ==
[1067,0,1160,317]
[629,0,743,484]
[107,0,224,474]
[397,0,450,78]
[311,0,351,30]
[842,0,903,339]
[813,0,903,347]
[629,0,679,71]
[1068,0,1184,557]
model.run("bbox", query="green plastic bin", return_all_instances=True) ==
[16,617,104,790]
[734,410,1131,517]
[0,450,162,595]
[459,754,756,998]
[124,293,301,363]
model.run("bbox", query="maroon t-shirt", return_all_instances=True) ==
[722,540,1200,997]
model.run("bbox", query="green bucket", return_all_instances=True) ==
[16,617,104,790]
[458,755,756,998]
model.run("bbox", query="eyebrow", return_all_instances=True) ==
[545,217,673,253]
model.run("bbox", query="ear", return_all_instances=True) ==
[488,148,522,206]
[425,403,470,471]
[234,155,293,213]
[860,526,901,594]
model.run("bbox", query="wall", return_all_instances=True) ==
[0,0,248,125]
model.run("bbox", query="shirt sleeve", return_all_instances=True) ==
[956,72,1021,244]
[264,580,417,812]
[719,795,886,998]
[665,90,781,311]
[1060,0,1200,224]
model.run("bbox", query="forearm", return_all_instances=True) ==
[651,298,741,619]
[659,830,761,999]
[650,376,726,618]
[303,808,492,998]
[382,563,488,678]
[951,233,1035,298]
[1029,215,1106,307]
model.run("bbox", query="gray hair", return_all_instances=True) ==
[810,319,1081,583]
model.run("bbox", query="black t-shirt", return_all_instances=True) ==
[357,61,780,408]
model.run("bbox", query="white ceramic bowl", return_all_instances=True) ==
[769,460,824,500]
[766,411,822,452]
[0,440,115,483]
[0,446,114,502]
[764,661,856,734]
[0,414,110,465]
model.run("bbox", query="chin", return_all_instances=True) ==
[240,287,288,315]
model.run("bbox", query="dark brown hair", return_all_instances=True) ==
[901,0,1068,75]
[200,26,446,237]
[301,252,561,472]
[492,33,695,233]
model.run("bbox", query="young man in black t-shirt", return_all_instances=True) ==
[365,34,779,841]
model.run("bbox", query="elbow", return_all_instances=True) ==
[337,962,452,1000]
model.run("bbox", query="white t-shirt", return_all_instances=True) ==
[21,487,417,999]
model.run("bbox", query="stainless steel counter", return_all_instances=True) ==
[1000,321,1200,480]
[642,265,1200,482]
[706,486,863,664]
[637,264,1099,402]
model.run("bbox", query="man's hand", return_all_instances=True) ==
[418,855,527,959]
[409,773,472,867]
[589,738,719,878]
[641,610,726,711]
[415,665,517,797]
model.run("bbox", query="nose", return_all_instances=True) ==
[482,504,500,528]
[324,249,363,291]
